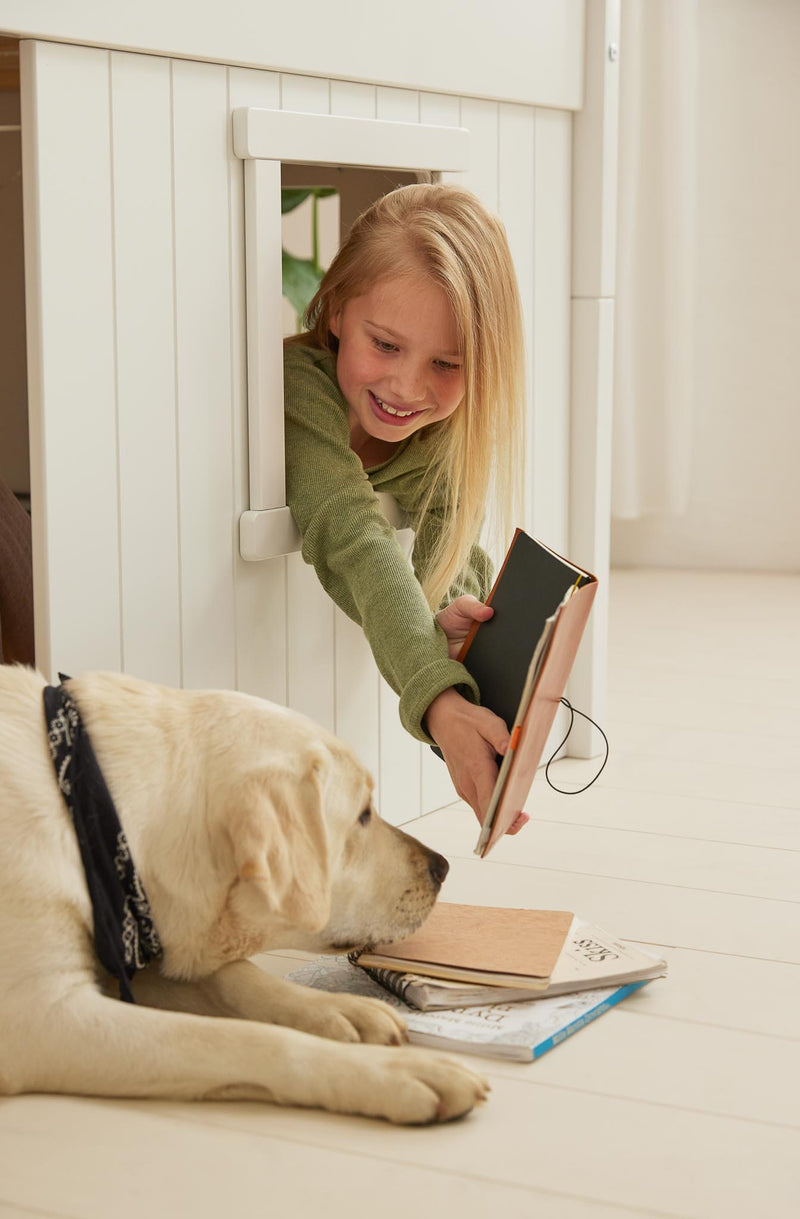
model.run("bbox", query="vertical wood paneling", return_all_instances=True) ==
[531,107,572,551]
[280,73,329,114]
[498,103,536,533]
[21,41,121,678]
[110,50,181,686]
[23,44,583,817]
[277,74,337,732]
[568,298,614,756]
[171,59,237,689]
[373,86,424,826]
[328,77,382,793]
[419,92,460,129]
[227,68,289,706]
[419,89,465,816]
[458,98,499,211]
[329,80,376,119]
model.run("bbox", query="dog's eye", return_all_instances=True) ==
[358,806,372,826]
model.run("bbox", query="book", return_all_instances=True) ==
[358,916,668,1010]
[354,903,574,991]
[458,529,598,857]
[286,956,655,1062]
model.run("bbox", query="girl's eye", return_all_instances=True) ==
[435,360,461,373]
[372,338,397,353]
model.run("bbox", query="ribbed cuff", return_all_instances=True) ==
[399,658,481,744]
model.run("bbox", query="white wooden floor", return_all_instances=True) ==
[1,568,798,1218]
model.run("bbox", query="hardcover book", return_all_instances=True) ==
[355,903,574,991]
[358,916,668,1010]
[459,529,598,856]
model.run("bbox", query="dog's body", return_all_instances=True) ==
[0,666,487,1123]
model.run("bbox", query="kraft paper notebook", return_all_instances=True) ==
[458,529,598,857]
[355,903,574,991]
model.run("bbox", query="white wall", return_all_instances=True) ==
[611,0,800,572]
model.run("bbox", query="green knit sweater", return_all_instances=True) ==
[284,342,492,742]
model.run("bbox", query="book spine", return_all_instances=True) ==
[532,981,648,1060]
[361,966,414,1004]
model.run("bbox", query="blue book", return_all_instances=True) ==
[287,957,654,1062]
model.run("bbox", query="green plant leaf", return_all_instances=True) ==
[281,186,338,214]
[281,250,324,321]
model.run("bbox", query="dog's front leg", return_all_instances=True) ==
[137,959,410,1047]
[7,985,488,1123]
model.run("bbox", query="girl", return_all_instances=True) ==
[284,183,528,834]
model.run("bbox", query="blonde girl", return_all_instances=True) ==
[284,183,528,832]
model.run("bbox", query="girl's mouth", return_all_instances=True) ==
[368,390,424,426]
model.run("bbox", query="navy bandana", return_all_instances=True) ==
[43,677,162,1002]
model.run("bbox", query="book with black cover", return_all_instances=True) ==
[460,530,598,856]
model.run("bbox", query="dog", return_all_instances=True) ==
[0,666,488,1124]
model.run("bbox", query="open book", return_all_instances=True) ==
[358,916,668,1010]
[458,529,598,856]
[287,956,655,1062]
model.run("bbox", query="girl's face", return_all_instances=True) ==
[330,275,465,457]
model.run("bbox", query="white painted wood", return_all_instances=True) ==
[329,79,376,120]
[20,40,122,678]
[237,104,467,559]
[274,73,337,732]
[235,106,469,171]
[4,0,586,111]
[279,73,329,117]
[416,90,462,816]
[530,107,572,550]
[458,98,499,212]
[498,101,535,534]
[370,85,425,825]
[242,158,284,512]
[419,92,461,129]
[568,4,621,755]
[333,607,381,804]
[170,58,237,689]
[572,0,621,300]
[240,494,409,561]
[109,50,181,686]
[328,67,381,794]
[227,67,289,706]
[568,298,614,756]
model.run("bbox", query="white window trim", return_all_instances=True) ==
[233,107,469,560]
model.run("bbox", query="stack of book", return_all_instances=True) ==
[289,904,667,1062]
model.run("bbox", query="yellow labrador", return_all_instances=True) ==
[0,666,488,1123]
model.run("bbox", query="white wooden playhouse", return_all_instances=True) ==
[1,0,619,822]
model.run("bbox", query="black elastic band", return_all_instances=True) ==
[545,697,609,794]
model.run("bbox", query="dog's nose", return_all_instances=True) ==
[428,850,449,887]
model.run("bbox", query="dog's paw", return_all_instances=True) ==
[297,990,409,1046]
[345,1046,490,1124]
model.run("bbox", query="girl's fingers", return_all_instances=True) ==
[505,812,530,835]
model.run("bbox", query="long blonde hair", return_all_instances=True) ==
[294,183,525,609]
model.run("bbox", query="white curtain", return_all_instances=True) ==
[612,0,698,519]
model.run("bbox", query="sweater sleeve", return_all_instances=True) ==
[284,347,480,741]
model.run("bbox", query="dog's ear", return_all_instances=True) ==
[229,750,332,933]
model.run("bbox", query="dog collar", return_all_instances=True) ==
[43,676,162,1002]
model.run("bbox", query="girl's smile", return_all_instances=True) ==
[330,275,465,462]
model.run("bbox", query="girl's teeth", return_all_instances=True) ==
[375,395,414,418]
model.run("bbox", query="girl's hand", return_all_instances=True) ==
[425,687,529,836]
[436,596,494,660]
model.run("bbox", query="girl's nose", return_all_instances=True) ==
[394,360,427,404]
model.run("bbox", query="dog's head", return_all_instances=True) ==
[217,710,449,960]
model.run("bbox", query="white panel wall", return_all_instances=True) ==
[22,40,574,825]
